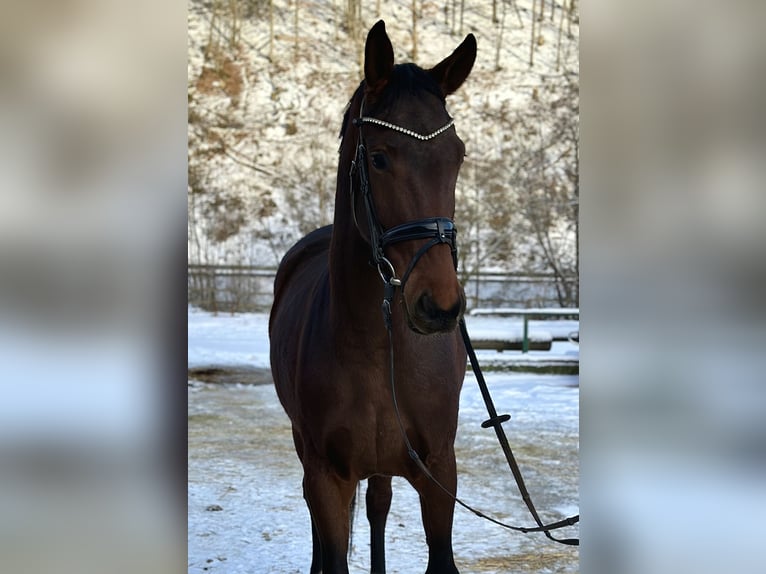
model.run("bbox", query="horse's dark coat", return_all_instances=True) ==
[269,21,476,574]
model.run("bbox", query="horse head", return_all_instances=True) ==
[349,21,476,335]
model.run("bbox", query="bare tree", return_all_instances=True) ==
[293,0,299,63]
[269,0,275,60]
[494,0,507,70]
[556,0,566,70]
[344,0,363,71]
[511,77,579,305]
[511,0,524,28]
[412,0,418,60]
[568,0,578,38]
[529,0,537,67]
[454,70,579,307]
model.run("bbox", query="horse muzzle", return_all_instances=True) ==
[406,287,466,335]
[377,217,464,335]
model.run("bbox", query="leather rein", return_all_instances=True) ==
[349,106,580,546]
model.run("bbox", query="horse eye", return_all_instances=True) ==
[370,152,388,170]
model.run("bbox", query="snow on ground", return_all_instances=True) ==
[188,307,579,573]
[187,306,579,369]
[188,306,271,368]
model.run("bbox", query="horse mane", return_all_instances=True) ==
[339,63,447,147]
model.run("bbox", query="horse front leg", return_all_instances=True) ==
[296,431,324,573]
[308,512,322,574]
[410,453,459,574]
[303,463,357,574]
[366,475,393,574]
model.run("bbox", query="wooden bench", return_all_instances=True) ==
[468,307,579,353]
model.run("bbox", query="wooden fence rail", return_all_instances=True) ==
[188,264,578,314]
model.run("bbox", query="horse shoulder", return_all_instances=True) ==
[273,225,333,303]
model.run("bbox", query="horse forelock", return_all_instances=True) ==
[368,64,446,112]
[338,64,447,149]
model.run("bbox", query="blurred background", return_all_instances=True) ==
[582,1,766,573]
[0,1,186,573]
[0,0,764,572]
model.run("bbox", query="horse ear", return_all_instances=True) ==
[428,34,477,97]
[364,20,394,97]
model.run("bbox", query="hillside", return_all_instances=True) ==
[188,0,578,298]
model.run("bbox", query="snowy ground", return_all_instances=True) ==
[187,307,579,370]
[188,308,579,573]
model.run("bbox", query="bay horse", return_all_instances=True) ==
[269,21,476,574]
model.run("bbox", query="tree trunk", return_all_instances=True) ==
[412,0,418,60]
[511,0,524,28]
[556,0,565,70]
[269,0,274,61]
[229,0,240,48]
[494,0,507,70]
[529,0,537,67]
[293,0,299,64]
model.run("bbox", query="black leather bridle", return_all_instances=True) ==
[349,105,459,307]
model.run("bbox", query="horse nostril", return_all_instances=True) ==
[416,293,435,316]
[415,292,464,329]
[407,288,465,334]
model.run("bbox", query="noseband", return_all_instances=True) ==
[349,105,459,297]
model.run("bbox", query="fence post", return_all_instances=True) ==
[522,314,529,353]
[207,266,217,314]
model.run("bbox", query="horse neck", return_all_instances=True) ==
[328,94,386,332]
[328,213,381,321]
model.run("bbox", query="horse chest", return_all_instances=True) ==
[318,375,457,479]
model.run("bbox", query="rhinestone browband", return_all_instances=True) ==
[353,116,455,141]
